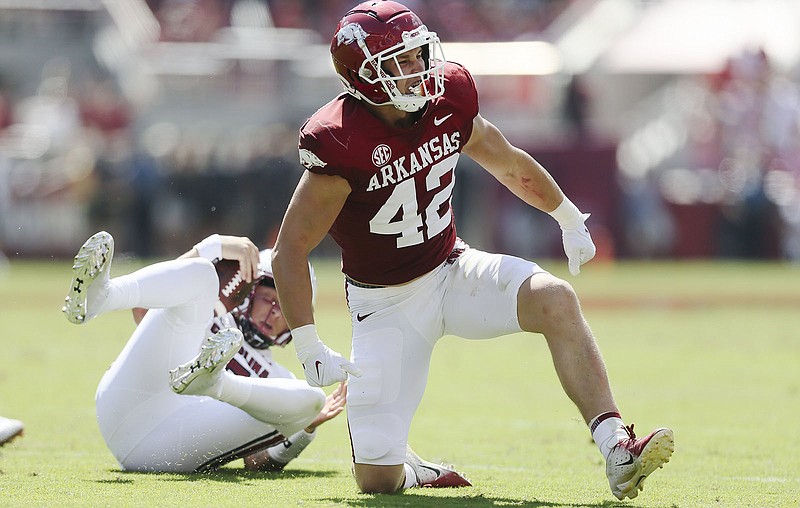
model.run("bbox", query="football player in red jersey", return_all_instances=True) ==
[271,0,673,499]
[63,231,346,472]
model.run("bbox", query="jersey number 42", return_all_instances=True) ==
[368,153,458,248]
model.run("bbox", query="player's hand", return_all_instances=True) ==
[294,328,362,387]
[298,341,361,387]
[306,382,347,432]
[560,213,596,276]
[219,236,260,282]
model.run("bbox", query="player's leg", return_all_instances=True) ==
[516,271,673,499]
[519,271,618,420]
[64,230,222,326]
[117,328,324,472]
[346,268,469,493]
[443,246,673,500]
[94,255,221,397]
[348,321,429,493]
[89,245,225,467]
[444,245,624,422]
[121,397,287,472]
[239,360,325,472]
[170,329,325,435]
[243,428,317,472]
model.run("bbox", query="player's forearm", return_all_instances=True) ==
[271,248,316,329]
[501,150,565,213]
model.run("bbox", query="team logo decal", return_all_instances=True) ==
[336,22,367,46]
[371,144,392,167]
[299,148,327,169]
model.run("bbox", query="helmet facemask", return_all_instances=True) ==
[234,277,291,350]
[342,24,446,112]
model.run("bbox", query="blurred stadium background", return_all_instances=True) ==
[1,0,800,263]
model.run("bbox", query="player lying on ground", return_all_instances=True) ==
[63,231,466,485]
[271,0,673,499]
[62,231,340,472]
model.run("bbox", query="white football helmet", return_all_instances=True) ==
[232,249,317,349]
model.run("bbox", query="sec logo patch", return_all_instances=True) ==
[372,144,392,167]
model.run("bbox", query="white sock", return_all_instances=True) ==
[94,276,139,316]
[402,463,417,489]
[266,429,316,465]
[215,372,252,406]
[590,411,628,460]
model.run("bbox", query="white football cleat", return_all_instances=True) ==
[0,416,24,446]
[62,231,114,324]
[405,445,472,488]
[169,328,243,396]
[606,424,674,500]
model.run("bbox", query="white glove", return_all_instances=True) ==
[549,198,596,276]
[292,324,362,387]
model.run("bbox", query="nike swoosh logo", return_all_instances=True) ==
[314,360,323,380]
[356,312,375,322]
[619,452,635,466]
[433,113,453,126]
[420,464,442,477]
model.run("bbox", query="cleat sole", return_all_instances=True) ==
[62,231,114,324]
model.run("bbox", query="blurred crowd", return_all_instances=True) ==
[0,0,575,260]
[1,0,800,262]
[147,0,573,43]
[617,48,800,260]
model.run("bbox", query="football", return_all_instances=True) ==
[214,259,255,313]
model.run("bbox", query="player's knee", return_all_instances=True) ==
[186,257,219,296]
[285,385,325,429]
[352,429,393,462]
[356,475,402,494]
[546,277,579,309]
[520,274,580,333]
[302,387,326,415]
[350,413,405,464]
[354,464,404,494]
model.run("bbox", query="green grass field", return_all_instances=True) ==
[1,257,799,507]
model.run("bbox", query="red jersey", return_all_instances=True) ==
[298,62,479,285]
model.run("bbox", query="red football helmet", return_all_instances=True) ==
[330,0,446,112]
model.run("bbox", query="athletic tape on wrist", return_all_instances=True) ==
[194,234,223,261]
[548,198,583,229]
[291,323,319,348]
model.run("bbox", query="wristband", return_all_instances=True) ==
[291,323,319,349]
[548,198,584,229]
[194,234,222,261]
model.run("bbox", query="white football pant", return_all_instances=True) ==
[94,257,324,472]
[345,242,544,465]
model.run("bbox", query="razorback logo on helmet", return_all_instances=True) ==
[330,1,446,113]
[336,22,367,47]
[299,148,328,169]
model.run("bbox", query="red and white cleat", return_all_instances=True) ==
[405,446,472,488]
[606,424,674,499]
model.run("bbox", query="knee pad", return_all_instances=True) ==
[350,412,406,464]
